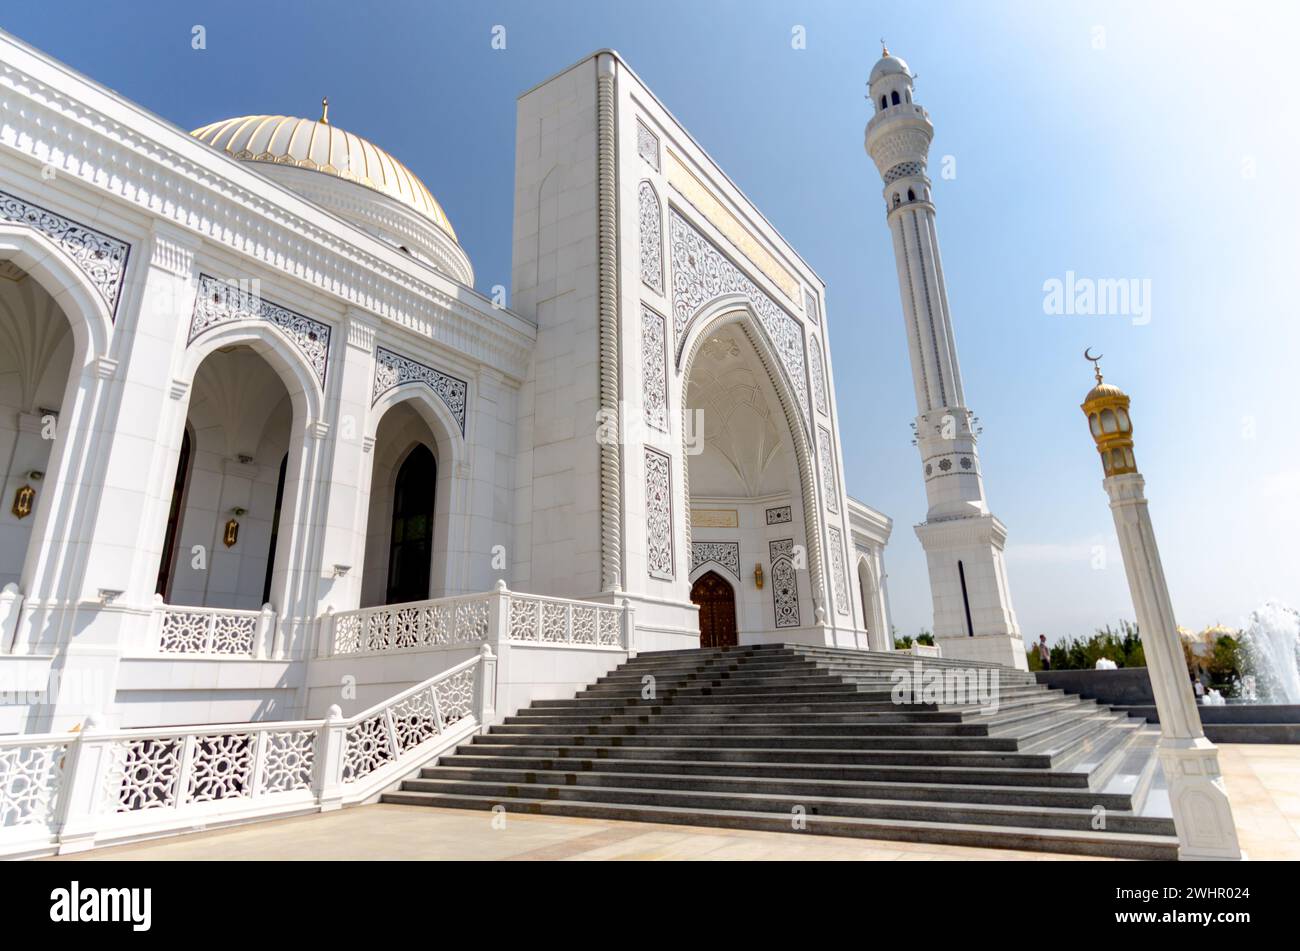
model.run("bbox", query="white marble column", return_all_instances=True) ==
[1106,473,1242,860]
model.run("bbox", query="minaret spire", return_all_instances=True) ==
[864,48,1025,669]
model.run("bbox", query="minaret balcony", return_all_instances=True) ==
[865,102,930,137]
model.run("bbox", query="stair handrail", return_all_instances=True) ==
[0,646,496,859]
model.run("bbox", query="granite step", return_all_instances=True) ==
[381,643,1176,858]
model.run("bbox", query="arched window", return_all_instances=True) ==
[891,90,901,106]
[386,444,437,604]
[907,188,916,201]
[880,95,888,111]
[261,452,289,606]
[892,193,901,208]
[155,427,193,598]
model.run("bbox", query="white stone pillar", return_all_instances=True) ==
[311,310,379,618]
[1106,473,1242,859]
[1082,365,1241,860]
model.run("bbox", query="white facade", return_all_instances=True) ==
[0,36,897,735]
[864,49,1026,670]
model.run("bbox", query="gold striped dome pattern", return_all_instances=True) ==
[191,111,456,240]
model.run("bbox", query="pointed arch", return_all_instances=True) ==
[678,299,828,620]
[360,383,468,604]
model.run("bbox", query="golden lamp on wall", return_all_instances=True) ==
[11,483,35,519]
[224,507,246,548]
[754,562,764,590]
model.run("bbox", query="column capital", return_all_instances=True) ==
[147,221,200,279]
[344,308,380,353]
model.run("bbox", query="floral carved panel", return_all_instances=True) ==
[636,119,660,170]
[769,538,800,629]
[669,208,808,426]
[691,541,740,579]
[817,425,839,514]
[190,274,332,387]
[372,346,468,435]
[828,526,850,616]
[0,189,131,321]
[641,305,668,432]
[809,339,828,416]
[639,181,663,294]
[644,447,674,580]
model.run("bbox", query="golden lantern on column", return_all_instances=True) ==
[1080,349,1136,477]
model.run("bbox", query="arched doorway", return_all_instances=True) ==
[154,427,193,598]
[386,444,436,604]
[158,345,297,610]
[0,262,75,591]
[858,557,876,645]
[360,395,456,608]
[691,570,737,647]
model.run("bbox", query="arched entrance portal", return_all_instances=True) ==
[386,444,436,604]
[681,320,811,643]
[691,570,737,647]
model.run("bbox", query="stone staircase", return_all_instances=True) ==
[384,644,1177,858]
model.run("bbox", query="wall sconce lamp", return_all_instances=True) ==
[754,562,764,590]
[224,507,246,548]
[11,484,35,519]
[332,564,352,578]
[97,588,124,605]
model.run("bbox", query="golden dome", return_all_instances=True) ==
[191,110,456,240]
[1085,380,1127,403]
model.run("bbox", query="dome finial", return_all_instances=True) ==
[1083,347,1104,385]
[880,38,889,57]
[320,96,329,125]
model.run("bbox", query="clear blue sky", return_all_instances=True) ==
[5,0,1296,642]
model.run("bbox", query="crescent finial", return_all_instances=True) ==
[1084,348,1103,384]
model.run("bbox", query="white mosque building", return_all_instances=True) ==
[0,33,1142,860]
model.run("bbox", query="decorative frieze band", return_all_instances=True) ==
[189,274,331,386]
[690,541,740,580]
[372,346,468,435]
[0,189,130,321]
[923,451,977,480]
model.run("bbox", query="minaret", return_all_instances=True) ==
[1080,355,1241,859]
[864,47,1024,669]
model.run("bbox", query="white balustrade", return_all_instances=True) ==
[506,592,625,648]
[325,585,631,656]
[0,649,495,858]
[327,592,492,656]
[151,598,275,658]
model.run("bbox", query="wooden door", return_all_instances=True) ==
[690,571,738,648]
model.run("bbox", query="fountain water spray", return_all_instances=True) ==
[1238,601,1300,704]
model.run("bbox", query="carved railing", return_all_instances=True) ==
[506,592,624,647]
[323,584,631,656]
[0,650,495,859]
[328,592,491,656]
[150,598,275,658]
